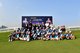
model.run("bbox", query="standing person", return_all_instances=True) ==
[45,18,51,27]
[27,21,33,40]
[45,22,49,27]
[34,24,37,30]
[37,22,41,29]
[28,21,32,31]
[61,25,66,32]
[41,22,46,29]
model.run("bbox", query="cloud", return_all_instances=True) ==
[0,2,2,7]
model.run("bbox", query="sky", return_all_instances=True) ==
[0,0,80,27]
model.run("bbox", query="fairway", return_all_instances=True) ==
[0,30,80,53]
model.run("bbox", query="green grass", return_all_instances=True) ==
[0,30,80,53]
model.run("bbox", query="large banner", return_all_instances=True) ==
[22,16,53,27]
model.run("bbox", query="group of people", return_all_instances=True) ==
[9,22,76,42]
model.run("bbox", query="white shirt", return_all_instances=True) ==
[45,23,49,27]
